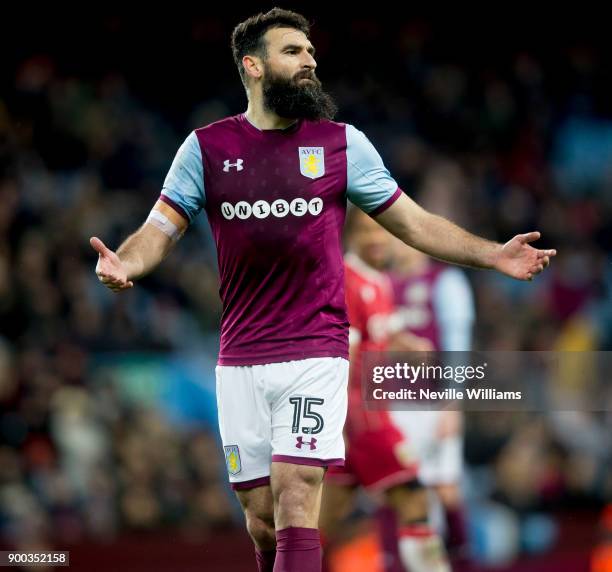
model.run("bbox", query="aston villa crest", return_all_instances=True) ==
[224,445,242,475]
[299,147,325,179]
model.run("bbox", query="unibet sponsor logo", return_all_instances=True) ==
[221,198,323,220]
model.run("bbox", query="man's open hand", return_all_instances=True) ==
[494,232,557,281]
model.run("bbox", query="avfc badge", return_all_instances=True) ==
[224,445,242,476]
[299,147,325,179]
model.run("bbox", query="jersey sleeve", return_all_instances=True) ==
[159,131,205,223]
[433,268,475,351]
[345,124,402,215]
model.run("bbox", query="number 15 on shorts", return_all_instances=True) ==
[289,397,325,434]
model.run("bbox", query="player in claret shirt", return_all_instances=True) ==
[322,208,452,572]
[90,8,556,572]
[388,242,475,571]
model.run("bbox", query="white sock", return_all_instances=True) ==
[398,525,451,572]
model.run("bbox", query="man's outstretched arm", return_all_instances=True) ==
[90,200,189,292]
[374,192,556,280]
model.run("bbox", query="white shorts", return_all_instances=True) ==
[216,357,349,489]
[390,410,463,486]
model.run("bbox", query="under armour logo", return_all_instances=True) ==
[223,159,244,172]
[296,436,317,450]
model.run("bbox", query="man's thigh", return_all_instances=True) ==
[271,461,326,529]
[236,485,274,520]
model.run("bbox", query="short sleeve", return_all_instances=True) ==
[433,268,475,351]
[160,131,205,223]
[345,124,402,215]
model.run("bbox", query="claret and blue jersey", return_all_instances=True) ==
[160,113,402,366]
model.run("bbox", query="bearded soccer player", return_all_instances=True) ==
[90,8,556,572]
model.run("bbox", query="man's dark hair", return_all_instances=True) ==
[231,8,311,86]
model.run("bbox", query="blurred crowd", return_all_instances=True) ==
[0,13,610,566]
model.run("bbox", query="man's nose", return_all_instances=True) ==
[302,52,317,70]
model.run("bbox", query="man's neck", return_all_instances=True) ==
[245,101,298,131]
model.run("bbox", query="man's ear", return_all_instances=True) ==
[242,55,263,81]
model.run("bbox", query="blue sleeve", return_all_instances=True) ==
[345,124,400,214]
[160,131,205,223]
[433,268,475,351]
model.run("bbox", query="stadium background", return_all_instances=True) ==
[1,7,610,571]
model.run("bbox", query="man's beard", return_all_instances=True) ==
[262,65,338,121]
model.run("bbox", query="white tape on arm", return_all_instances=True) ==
[146,209,182,241]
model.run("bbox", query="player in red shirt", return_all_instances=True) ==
[322,208,450,572]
